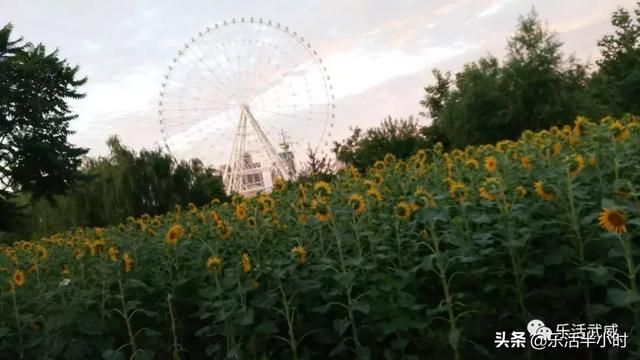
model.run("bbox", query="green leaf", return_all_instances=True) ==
[0,327,10,338]
[607,288,640,307]
[333,318,351,336]
[579,265,608,277]
[254,322,279,335]
[241,309,254,326]
[334,271,355,288]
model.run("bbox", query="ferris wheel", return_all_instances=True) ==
[158,17,336,196]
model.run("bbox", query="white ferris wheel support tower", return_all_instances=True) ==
[222,104,294,195]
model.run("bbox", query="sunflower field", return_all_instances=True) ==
[0,115,639,360]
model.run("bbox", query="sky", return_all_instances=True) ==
[0,0,636,164]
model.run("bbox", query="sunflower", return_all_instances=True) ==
[552,143,562,156]
[258,195,275,214]
[61,264,70,275]
[291,245,307,265]
[123,253,133,273]
[347,165,360,179]
[313,200,332,222]
[211,198,221,205]
[108,246,119,262]
[313,181,332,196]
[573,116,590,136]
[448,180,467,203]
[234,203,247,220]
[598,208,626,234]
[521,156,531,170]
[273,177,286,191]
[367,187,383,202]
[610,121,631,141]
[241,253,251,273]
[35,245,48,261]
[479,187,496,201]
[383,153,396,165]
[414,186,436,209]
[484,156,497,173]
[206,256,223,273]
[347,193,366,215]
[465,158,479,170]
[210,210,222,225]
[515,185,527,198]
[534,181,554,201]
[165,224,185,245]
[568,154,585,177]
[217,221,233,240]
[13,269,25,287]
[95,227,105,237]
[246,217,256,228]
[414,149,427,164]
[395,201,413,220]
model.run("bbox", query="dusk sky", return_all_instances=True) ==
[1,0,634,163]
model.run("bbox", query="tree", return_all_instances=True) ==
[422,10,592,148]
[296,145,336,183]
[14,136,227,239]
[590,2,640,117]
[333,116,430,173]
[0,23,88,231]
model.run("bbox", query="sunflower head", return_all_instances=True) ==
[484,156,497,173]
[273,177,286,191]
[313,181,332,196]
[552,143,563,156]
[534,181,554,201]
[122,253,133,273]
[108,246,119,262]
[206,256,223,273]
[521,156,531,170]
[13,269,25,287]
[347,193,366,215]
[610,121,631,141]
[366,187,383,202]
[515,185,528,198]
[241,253,251,273]
[395,201,413,220]
[165,224,185,245]
[448,180,467,203]
[313,200,332,222]
[217,221,233,240]
[567,154,585,177]
[383,153,396,165]
[598,208,626,234]
[465,158,479,170]
[291,245,307,265]
[234,203,248,220]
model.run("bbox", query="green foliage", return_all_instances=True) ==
[295,145,336,184]
[1,116,639,359]
[15,136,227,240]
[0,23,88,231]
[421,10,592,149]
[333,116,431,173]
[589,2,640,117]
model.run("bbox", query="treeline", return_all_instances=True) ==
[335,5,640,168]
[8,137,227,241]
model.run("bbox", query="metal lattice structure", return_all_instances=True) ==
[158,17,335,196]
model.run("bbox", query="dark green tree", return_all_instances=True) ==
[422,10,591,148]
[0,23,88,231]
[333,116,430,173]
[17,136,227,239]
[589,2,640,117]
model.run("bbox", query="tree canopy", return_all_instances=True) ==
[333,117,431,173]
[421,10,592,149]
[0,23,88,231]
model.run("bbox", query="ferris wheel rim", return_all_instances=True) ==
[157,17,336,165]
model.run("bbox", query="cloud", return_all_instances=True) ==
[70,63,164,134]
[477,0,519,18]
[323,41,475,99]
